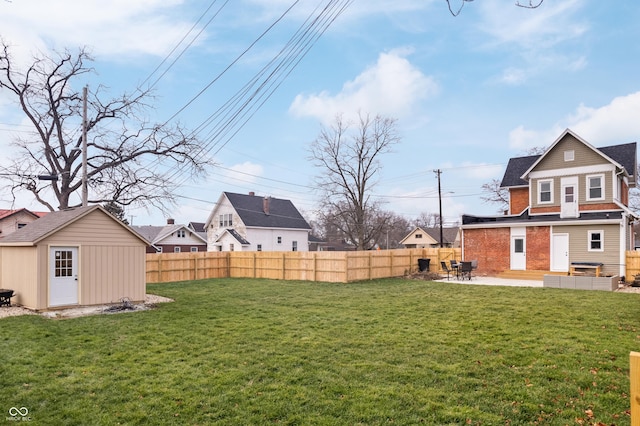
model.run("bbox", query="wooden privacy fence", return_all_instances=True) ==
[146,248,462,284]
[631,352,640,424]
[625,251,640,281]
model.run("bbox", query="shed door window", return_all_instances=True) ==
[54,250,74,277]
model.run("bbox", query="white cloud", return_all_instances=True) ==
[477,0,587,50]
[226,162,264,183]
[476,0,589,85]
[0,0,201,59]
[509,91,640,150]
[289,49,438,123]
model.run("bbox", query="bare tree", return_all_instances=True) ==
[446,0,544,16]
[309,113,400,250]
[377,211,412,249]
[480,178,509,213]
[0,42,210,211]
[414,212,442,229]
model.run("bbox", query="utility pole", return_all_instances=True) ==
[81,85,88,207]
[434,169,443,248]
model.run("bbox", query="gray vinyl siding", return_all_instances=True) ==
[534,135,608,171]
[530,172,615,209]
[553,224,620,276]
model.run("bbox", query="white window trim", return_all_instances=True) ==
[586,174,605,201]
[564,150,574,162]
[537,179,554,204]
[174,246,181,253]
[588,230,604,252]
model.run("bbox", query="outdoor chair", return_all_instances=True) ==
[471,260,478,270]
[459,261,473,280]
[440,261,453,280]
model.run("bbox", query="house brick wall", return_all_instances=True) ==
[622,181,629,206]
[525,226,550,270]
[509,187,529,214]
[580,203,619,211]
[463,228,510,275]
[530,206,559,214]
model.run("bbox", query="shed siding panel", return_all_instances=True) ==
[79,245,146,305]
[0,247,38,308]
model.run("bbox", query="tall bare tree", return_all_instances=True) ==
[309,113,400,250]
[0,42,210,211]
[414,212,442,229]
[446,0,544,16]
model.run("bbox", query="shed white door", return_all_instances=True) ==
[49,247,79,306]
[551,233,569,272]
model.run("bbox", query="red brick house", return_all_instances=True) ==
[462,129,637,278]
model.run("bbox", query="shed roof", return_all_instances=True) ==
[0,205,149,246]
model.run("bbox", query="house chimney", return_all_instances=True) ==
[263,197,270,215]
[249,191,255,196]
[167,218,175,225]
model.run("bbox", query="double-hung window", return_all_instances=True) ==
[586,174,604,201]
[538,179,553,204]
[588,230,603,252]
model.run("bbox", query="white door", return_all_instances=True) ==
[49,247,79,307]
[510,235,526,270]
[561,177,578,218]
[551,233,569,272]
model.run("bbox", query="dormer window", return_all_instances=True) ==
[176,229,186,238]
[415,234,422,239]
[564,150,575,162]
[538,179,553,204]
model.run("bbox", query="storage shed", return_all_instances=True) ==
[0,205,149,311]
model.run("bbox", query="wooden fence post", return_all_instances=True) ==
[631,352,640,423]
[253,252,257,278]
[282,252,286,280]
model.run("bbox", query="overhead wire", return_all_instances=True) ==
[137,0,227,92]
[157,0,354,186]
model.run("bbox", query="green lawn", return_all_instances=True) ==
[1,278,638,425]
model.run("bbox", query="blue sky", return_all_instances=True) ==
[1,0,639,227]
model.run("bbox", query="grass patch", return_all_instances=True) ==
[1,278,638,424]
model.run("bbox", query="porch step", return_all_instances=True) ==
[497,270,567,281]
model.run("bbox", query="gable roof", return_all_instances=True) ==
[0,205,149,246]
[0,208,46,221]
[225,228,250,245]
[214,192,311,230]
[501,129,637,188]
[424,227,460,245]
[400,226,459,245]
[131,224,207,245]
[188,222,206,233]
[500,155,539,187]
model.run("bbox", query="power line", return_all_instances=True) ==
[138,0,227,92]
[158,0,353,186]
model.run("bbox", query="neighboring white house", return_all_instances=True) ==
[205,192,311,252]
[132,219,208,253]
